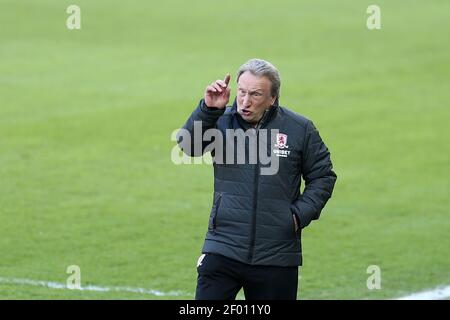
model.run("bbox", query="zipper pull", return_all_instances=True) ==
[256,109,269,130]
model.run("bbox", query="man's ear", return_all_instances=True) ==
[271,96,278,106]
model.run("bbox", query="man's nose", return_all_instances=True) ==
[243,95,252,107]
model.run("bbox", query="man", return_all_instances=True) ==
[177,59,337,300]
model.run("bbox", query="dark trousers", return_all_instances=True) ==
[195,253,298,300]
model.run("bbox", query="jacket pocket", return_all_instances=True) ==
[292,213,301,238]
[208,192,222,231]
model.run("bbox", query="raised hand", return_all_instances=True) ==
[204,74,231,109]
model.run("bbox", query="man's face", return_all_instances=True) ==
[236,71,276,125]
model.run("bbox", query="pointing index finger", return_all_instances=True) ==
[224,74,231,85]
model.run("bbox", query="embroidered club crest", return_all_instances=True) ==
[275,133,288,149]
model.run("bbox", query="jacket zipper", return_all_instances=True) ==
[248,110,269,263]
[212,193,222,230]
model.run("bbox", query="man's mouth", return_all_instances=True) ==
[240,109,252,117]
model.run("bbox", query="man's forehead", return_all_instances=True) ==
[238,73,270,91]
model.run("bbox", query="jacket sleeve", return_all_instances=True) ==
[290,120,337,229]
[177,99,226,156]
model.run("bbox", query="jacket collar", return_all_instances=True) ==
[230,97,279,130]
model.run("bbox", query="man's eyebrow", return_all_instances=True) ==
[238,87,263,94]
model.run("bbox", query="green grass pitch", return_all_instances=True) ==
[0,0,449,299]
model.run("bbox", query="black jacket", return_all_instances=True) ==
[178,99,337,266]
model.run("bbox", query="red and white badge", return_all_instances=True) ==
[275,133,288,149]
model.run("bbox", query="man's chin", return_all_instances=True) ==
[238,112,256,124]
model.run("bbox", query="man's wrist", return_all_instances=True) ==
[203,100,225,110]
[200,99,226,114]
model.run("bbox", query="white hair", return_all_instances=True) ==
[236,58,281,100]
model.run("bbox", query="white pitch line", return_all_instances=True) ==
[0,277,190,297]
[2,277,449,299]
[397,285,450,300]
